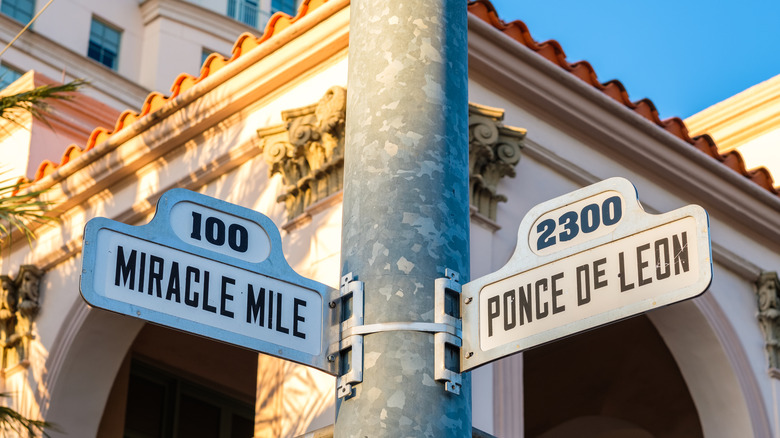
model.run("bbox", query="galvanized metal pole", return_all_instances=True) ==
[336,0,471,436]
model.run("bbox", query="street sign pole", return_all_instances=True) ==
[335,0,471,436]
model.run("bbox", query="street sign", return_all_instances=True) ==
[80,189,337,374]
[460,177,712,371]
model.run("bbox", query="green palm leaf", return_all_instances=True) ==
[0,394,54,437]
[0,80,86,127]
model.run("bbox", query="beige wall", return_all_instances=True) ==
[1,2,779,437]
[686,74,780,188]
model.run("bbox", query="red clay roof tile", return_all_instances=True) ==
[18,0,778,199]
[18,0,330,189]
[468,0,779,196]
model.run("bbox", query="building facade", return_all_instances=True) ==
[686,73,780,190]
[1,0,780,437]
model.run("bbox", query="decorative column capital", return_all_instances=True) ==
[258,94,527,225]
[757,271,780,373]
[258,86,347,223]
[468,103,526,221]
[0,264,43,368]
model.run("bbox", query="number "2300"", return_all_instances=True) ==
[536,196,622,251]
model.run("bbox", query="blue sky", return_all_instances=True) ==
[485,0,780,120]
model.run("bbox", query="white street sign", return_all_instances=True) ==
[80,189,337,374]
[461,178,712,371]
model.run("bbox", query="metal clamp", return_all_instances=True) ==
[435,332,463,395]
[434,268,463,394]
[329,273,364,398]
[329,269,464,397]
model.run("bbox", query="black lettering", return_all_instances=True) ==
[487,296,500,337]
[202,271,216,313]
[503,290,516,331]
[228,224,249,253]
[268,289,274,328]
[165,262,181,302]
[293,298,306,339]
[576,264,591,306]
[673,232,690,274]
[655,238,671,279]
[517,284,533,325]
[593,257,607,289]
[246,285,266,325]
[535,279,549,319]
[619,252,635,292]
[114,246,136,289]
[551,272,565,314]
[276,292,289,334]
[148,256,164,298]
[190,211,202,240]
[636,243,652,286]
[138,252,147,293]
[185,266,200,307]
[220,276,235,318]
[206,216,225,245]
[654,238,672,280]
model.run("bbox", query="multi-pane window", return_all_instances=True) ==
[87,17,121,70]
[271,0,296,15]
[227,0,258,27]
[0,0,34,24]
[0,62,23,90]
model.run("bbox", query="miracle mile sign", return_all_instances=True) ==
[80,189,336,374]
[460,177,712,371]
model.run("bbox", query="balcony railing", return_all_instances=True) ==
[227,0,259,28]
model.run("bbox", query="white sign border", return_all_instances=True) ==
[80,188,337,375]
[460,177,712,371]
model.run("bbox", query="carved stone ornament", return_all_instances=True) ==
[258,86,347,222]
[0,265,43,368]
[758,271,780,373]
[468,103,526,221]
[258,89,526,223]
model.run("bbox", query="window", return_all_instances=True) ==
[271,0,297,15]
[227,0,258,27]
[87,17,121,70]
[0,62,23,90]
[123,361,254,438]
[1,0,34,24]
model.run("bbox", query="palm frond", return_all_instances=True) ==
[0,394,55,437]
[0,179,58,246]
[0,80,87,126]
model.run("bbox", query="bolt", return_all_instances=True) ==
[328,354,336,362]
[465,352,474,359]
[329,301,337,309]
[464,297,472,304]
[136,311,141,316]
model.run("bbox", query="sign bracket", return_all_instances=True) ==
[329,273,365,399]
[434,268,463,394]
[329,269,465,396]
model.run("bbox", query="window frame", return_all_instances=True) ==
[0,62,24,90]
[87,16,122,70]
[271,0,297,15]
[0,0,35,24]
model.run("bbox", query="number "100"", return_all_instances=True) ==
[190,212,249,253]
[536,196,622,251]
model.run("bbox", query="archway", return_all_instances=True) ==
[524,315,702,438]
